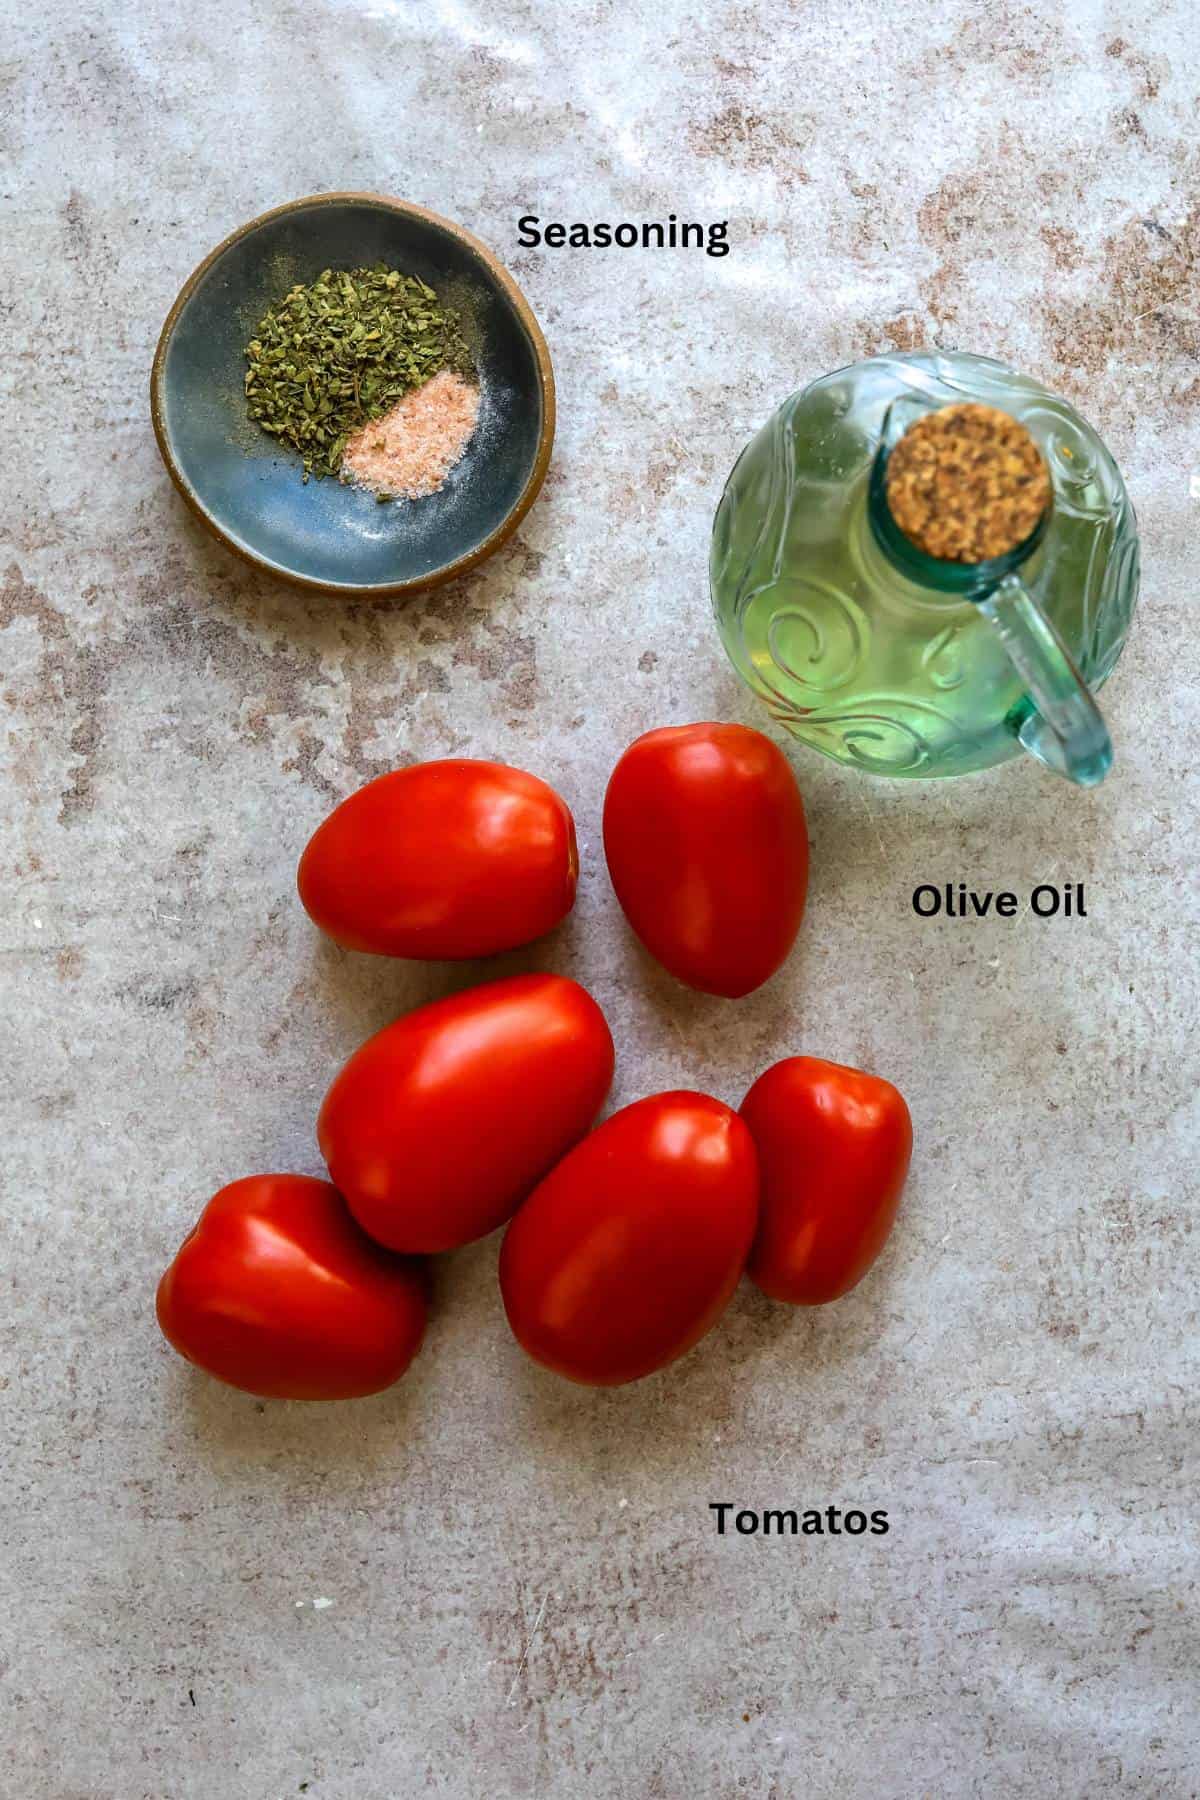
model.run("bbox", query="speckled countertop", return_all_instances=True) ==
[2,4,1198,1796]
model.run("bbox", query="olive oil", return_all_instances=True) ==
[711,353,1138,781]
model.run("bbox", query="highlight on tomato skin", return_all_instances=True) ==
[317,973,616,1255]
[602,722,809,999]
[155,1174,429,1401]
[297,758,579,961]
[740,1057,913,1306]
[499,1090,760,1387]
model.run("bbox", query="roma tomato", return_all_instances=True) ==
[297,759,578,959]
[155,1175,427,1400]
[602,723,808,998]
[499,1091,759,1386]
[318,974,614,1254]
[740,1057,912,1305]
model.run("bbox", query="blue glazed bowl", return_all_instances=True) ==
[151,193,554,596]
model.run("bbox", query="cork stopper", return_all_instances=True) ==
[884,402,1051,563]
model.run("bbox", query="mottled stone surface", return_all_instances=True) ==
[2,3,1197,1796]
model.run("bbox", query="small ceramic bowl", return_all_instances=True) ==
[151,193,554,597]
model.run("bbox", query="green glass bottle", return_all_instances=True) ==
[710,351,1139,784]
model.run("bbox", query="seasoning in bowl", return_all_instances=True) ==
[243,264,480,498]
[342,368,480,501]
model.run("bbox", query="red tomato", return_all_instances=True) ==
[740,1057,912,1304]
[602,723,808,998]
[318,974,614,1254]
[499,1091,759,1386]
[297,759,578,959]
[155,1174,427,1400]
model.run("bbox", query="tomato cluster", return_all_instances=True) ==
[157,728,912,1399]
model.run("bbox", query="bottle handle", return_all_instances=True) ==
[978,574,1112,787]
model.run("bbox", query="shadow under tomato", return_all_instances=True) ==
[301,904,590,1068]
[492,1263,899,1473]
[171,1251,452,1483]
[604,925,808,1108]
[174,1358,428,1483]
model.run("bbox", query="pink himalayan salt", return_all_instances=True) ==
[341,369,480,499]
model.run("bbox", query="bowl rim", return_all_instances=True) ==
[149,190,556,598]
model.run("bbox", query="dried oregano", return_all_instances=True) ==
[243,265,473,479]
